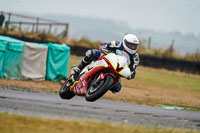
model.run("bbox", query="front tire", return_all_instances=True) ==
[85,75,114,102]
[59,80,75,99]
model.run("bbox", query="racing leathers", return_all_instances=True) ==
[71,40,140,93]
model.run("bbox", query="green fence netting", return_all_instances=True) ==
[0,36,24,79]
[44,43,70,81]
[0,41,7,78]
[2,42,24,79]
[0,35,70,81]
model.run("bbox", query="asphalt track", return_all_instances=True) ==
[0,86,200,130]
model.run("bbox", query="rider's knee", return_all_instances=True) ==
[86,49,101,60]
[110,82,122,93]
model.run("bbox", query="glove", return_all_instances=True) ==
[127,71,136,80]
[99,46,109,54]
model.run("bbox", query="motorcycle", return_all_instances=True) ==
[59,50,132,102]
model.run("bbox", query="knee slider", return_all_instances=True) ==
[86,49,99,59]
[85,50,93,58]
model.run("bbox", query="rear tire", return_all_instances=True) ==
[59,80,75,99]
[85,75,114,102]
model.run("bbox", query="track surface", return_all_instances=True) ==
[0,86,200,130]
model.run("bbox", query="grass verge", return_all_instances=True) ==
[0,113,198,133]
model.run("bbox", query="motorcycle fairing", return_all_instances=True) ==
[104,53,131,78]
[104,53,118,70]
[69,51,132,96]
[70,60,108,96]
[118,66,131,78]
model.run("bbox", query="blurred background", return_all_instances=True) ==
[1,0,200,55]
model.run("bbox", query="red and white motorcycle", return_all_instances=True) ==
[59,50,132,102]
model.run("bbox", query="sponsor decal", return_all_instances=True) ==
[77,82,82,88]
[76,86,80,93]
[82,80,86,86]
[88,66,93,71]
[73,87,76,93]
[83,87,87,94]
[80,88,84,94]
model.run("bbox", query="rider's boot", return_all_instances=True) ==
[70,56,92,82]
[110,82,122,94]
[70,65,80,82]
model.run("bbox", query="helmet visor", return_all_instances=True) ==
[124,39,138,50]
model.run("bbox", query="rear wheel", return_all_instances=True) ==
[59,79,75,99]
[85,75,114,102]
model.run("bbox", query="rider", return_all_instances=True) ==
[71,34,140,93]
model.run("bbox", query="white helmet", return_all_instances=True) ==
[123,34,139,54]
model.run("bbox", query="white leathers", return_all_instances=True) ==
[104,34,140,71]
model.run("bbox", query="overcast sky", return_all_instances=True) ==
[1,0,200,36]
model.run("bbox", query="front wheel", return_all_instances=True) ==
[59,79,75,99]
[85,75,114,102]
